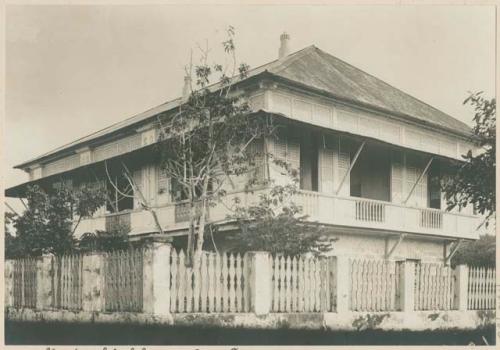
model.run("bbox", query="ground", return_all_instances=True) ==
[5,320,495,346]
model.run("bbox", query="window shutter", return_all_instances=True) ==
[319,134,335,194]
[405,154,428,208]
[157,166,171,205]
[247,139,265,181]
[287,136,301,174]
[391,150,404,203]
[336,137,350,196]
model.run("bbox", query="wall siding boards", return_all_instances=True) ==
[265,89,475,162]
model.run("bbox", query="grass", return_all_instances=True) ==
[5,320,495,346]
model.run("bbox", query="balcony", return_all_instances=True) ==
[75,189,479,241]
[295,190,480,240]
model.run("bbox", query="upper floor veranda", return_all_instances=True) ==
[6,48,481,242]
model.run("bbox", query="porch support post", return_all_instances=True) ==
[335,141,366,195]
[454,264,469,310]
[36,254,53,310]
[247,251,272,315]
[399,260,415,312]
[82,253,105,312]
[403,156,434,205]
[335,256,350,312]
[4,260,14,308]
[143,240,172,315]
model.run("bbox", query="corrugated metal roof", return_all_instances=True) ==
[15,45,471,169]
[266,46,471,135]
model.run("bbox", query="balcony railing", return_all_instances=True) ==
[294,190,479,240]
[76,189,479,240]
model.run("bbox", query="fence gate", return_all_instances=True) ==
[51,254,83,311]
[169,250,251,313]
[271,255,336,312]
[13,258,38,309]
[350,259,400,311]
[414,262,454,310]
[103,248,144,312]
[468,266,495,310]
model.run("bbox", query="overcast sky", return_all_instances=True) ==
[5,4,496,194]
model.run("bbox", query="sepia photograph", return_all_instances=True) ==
[2,3,497,347]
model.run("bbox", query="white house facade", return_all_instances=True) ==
[6,34,480,264]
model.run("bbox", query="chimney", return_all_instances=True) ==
[278,32,290,59]
[182,75,192,100]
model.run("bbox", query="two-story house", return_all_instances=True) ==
[6,33,480,263]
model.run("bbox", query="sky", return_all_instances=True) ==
[4,4,496,196]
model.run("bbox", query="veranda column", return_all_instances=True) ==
[36,254,53,310]
[82,253,105,312]
[247,251,272,315]
[4,260,14,308]
[143,240,172,315]
[400,260,416,312]
[454,265,469,311]
[335,256,350,313]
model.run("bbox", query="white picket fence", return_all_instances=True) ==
[271,255,336,312]
[350,259,401,311]
[467,266,495,310]
[414,263,454,311]
[169,250,250,313]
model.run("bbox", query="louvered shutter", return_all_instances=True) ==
[287,134,301,176]
[391,150,404,203]
[405,155,428,208]
[132,168,143,209]
[157,165,171,205]
[247,139,265,182]
[270,128,301,185]
[319,134,335,194]
[336,137,350,196]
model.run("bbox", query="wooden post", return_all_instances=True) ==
[4,260,14,308]
[82,253,105,312]
[143,240,172,315]
[399,260,415,312]
[36,255,53,310]
[247,251,272,315]
[454,265,469,311]
[335,256,350,312]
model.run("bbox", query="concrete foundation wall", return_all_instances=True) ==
[6,308,494,332]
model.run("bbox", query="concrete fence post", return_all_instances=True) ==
[454,264,469,311]
[400,260,415,312]
[143,241,172,315]
[36,254,53,310]
[5,260,14,308]
[335,256,350,312]
[82,253,105,312]
[247,251,272,315]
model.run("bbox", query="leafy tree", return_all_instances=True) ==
[11,184,106,256]
[227,181,335,256]
[5,211,25,259]
[155,27,271,265]
[442,92,495,227]
[451,235,495,268]
[77,227,130,253]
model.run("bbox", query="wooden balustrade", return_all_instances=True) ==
[420,209,443,229]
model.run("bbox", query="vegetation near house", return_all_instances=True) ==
[228,182,335,256]
[154,27,273,265]
[6,184,107,258]
[442,92,496,227]
[450,235,495,268]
